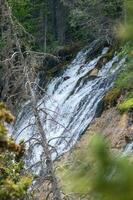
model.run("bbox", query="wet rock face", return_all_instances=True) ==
[95,100,104,118]
[89,68,99,76]
[56,43,82,61]
[63,108,133,158]
[85,38,109,62]
[85,108,133,149]
[42,55,60,70]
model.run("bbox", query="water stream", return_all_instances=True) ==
[13,41,125,171]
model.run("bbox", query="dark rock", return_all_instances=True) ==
[43,54,60,70]
[95,100,104,118]
[85,38,109,63]
[125,136,132,144]
[63,76,70,81]
[56,43,82,61]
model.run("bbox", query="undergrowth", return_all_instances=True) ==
[104,43,133,112]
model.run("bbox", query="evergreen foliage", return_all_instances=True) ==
[119,0,133,41]
[0,102,32,200]
[60,135,133,200]
[7,0,124,52]
[61,0,123,42]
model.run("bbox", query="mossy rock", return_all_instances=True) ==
[104,88,121,108]
[117,98,133,113]
[95,47,116,70]
[56,43,82,61]
[85,40,106,63]
[43,54,60,70]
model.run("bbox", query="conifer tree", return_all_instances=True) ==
[61,135,133,200]
[0,102,32,200]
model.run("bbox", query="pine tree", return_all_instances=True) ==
[60,135,133,200]
[0,102,32,200]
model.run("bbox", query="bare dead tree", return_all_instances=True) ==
[0,2,75,199]
[24,64,62,200]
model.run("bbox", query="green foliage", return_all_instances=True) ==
[8,0,39,45]
[105,1,133,112]
[103,0,123,18]
[60,135,133,200]
[8,0,33,30]
[8,0,62,52]
[104,88,121,107]
[0,39,6,50]
[8,0,124,52]
[115,49,133,90]
[63,0,123,42]
[118,97,133,112]
[103,42,133,109]
[119,0,133,41]
[0,153,32,200]
[0,102,32,200]
[105,56,133,110]
[118,0,133,87]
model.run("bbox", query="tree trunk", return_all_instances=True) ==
[44,14,47,53]
[2,2,62,199]
[55,0,66,44]
[26,75,62,200]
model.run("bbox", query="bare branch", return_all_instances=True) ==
[48,136,71,146]
[15,123,35,140]
[39,109,71,134]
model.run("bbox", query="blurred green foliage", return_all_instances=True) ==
[103,43,133,110]
[119,0,133,41]
[116,0,133,112]
[105,0,133,112]
[60,135,133,200]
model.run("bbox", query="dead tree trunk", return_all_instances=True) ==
[25,70,62,200]
[2,2,62,199]
[17,29,62,200]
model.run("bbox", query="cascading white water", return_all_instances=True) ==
[123,142,133,155]
[13,42,125,171]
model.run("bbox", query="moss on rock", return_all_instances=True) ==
[117,98,133,113]
[104,88,121,108]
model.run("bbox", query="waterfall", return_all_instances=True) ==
[123,142,133,155]
[13,41,125,171]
